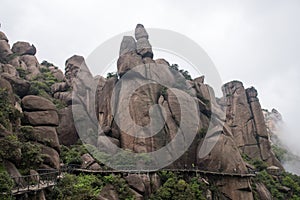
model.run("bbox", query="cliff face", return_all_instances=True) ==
[0,25,286,200]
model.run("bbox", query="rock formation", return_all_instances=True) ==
[0,24,293,200]
[21,95,60,169]
[220,81,282,169]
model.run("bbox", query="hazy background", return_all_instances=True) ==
[1,0,299,163]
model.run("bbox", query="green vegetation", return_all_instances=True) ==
[242,153,300,199]
[41,60,55,68]
[272,144,289,162]
[170,64,192,81]
[28,65,61,97]
[0,135,22,161]
[253,170,300,199]
[241,153,268,171]
[46,174,102,200]
[0,133,44,174]
[46,173,133,200]
[106,72,118,79]
[150,171,207,200]
[16,67,29,79]
[60,145,88,165]
[0,89,21,130]
[0,170,15,200]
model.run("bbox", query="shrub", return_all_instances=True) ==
[106,72,117,79]
[0,135,22,161]
[16,67,28,79]
[0,171,14,200]
[0,89,21,129]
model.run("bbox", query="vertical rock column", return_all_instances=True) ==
[246,87,282,168]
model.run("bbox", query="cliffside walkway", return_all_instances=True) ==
[9,165,255,196]
[10,171,61,196]
[64,164,256,178]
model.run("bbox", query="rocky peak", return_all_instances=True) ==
[12,41,36,56]
[65,55,84,87]
[246,86,258,102]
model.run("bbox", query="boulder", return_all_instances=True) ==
[40,144,60,169]
[53,91,72,105]
[0,40,13,61]
[65,55,84,87]
[0,77,14,104]
[98,184,119,200]
[135,24,149,40]
[119,36,136,56]
[23,110,59,126]
[136,37,153,58]
[117,52,143,77]
[3,160,26,186]
[56,105,79,146]
[51,68,64,81]
[1,73,30,97]
[12,41,36,55]
[0,64,17,76]
[32,126,60,151]
[81,153,96,169]
[51,82,69,93]
[255,183,272,200]
[129,188,143,200]
[125,174,145,194]
[216,177,253,200]
[20,55,40,79]
[8,56,27,69]
[22,95,56,111]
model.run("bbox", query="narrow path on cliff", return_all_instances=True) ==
[8,166,255,196]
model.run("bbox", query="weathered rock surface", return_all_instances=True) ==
[222,80,282,168]
[0,77,15,104]
[1,73,30,97]
[256,183,272,200]
[135,24,153,58]
[65,55,84,87]
[119,36,136,56]
[23,110,59,126]
[12,41,36,56]
[32,126,60,151]
[0,40,13,62]
[20,55,40,79]
[98,184,119,200]
[135,24,149,40]
[117,51,143,77]
[56,105,79,146]
[216,177,253,200]
[0,63,17,76]
[39,144,60,169]
[125,174,146,194]
[22,95,56,111]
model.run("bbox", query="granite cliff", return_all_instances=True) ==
[0,24,298,200]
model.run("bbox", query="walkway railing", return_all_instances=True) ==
[9,164,255,196]
[11,171,60,195]
[64,164,256,177]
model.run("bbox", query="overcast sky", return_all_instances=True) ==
[1,0,300,153]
